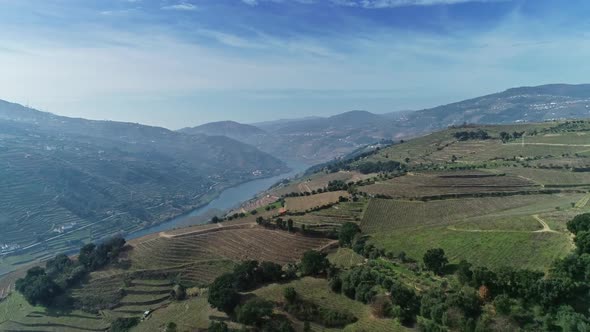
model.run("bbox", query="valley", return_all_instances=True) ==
[3,117,590,331]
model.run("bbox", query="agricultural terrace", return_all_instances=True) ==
[289,199,367,232]
[129,226,334,270]
[285,190,349,212]
[357,122,590,169]
[273,171,372,196]
[496,168,590,187]
[362,193,585,270]
[360,171,539,198]
[0,222,335,331]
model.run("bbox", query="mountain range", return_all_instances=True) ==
[181,84,590,164]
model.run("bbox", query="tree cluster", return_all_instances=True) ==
[16,236,126,308]
[453,130,491,141]
[208,260,292,314]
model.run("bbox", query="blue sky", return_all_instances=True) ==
[1,0,589,129]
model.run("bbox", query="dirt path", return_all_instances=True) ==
[447,214,559,234]
[446,226,527,233]
[532,214,559,233]
[506,142,590,147]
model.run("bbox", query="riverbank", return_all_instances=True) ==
[126,160,309,240]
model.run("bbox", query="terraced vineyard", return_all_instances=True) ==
[361,193,583,269]
[289,200,367,232]
[285,191,349,212]
[361,171,539,198]
[130,226,333,268]
[360,195,568,233]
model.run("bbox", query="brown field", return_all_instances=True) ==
[130,226,335,270]
[285,191,349,212]
[360,171,538,198]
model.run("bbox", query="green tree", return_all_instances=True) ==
[15,267,62,306]
[569,213,590,235]
[339,222,361,247]
[284,287,297,304]
[236,298,274,326]
[208,321,230,332]
[260,261,283,282]
[423,248,448,275]
[575,231,590,254]
[165,322,177,332]
[208,273,240,314]
[300,250,330,276]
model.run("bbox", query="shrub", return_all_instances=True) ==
[284,287,297,304]
[236,298,274,326]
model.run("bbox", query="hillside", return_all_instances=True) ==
[183,84,590,164]
[0,101,288,276]
[3,120,590,331]
[179,121,267,140]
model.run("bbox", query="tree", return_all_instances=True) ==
[568,213,590,235]
[165,322,177,332]
[287,219,294,232]
[456,260,473,285]
[300,250,330,276]
[575,231,590,254]
[171,284,186,300]
[208,273,240,314]
[339,222,361,247]
[208,321,230,332]
[284,287,297,304]
[260,261,283,282]
[423,248,448,275]
[236,298,274,326]
[78,243,97,269]
[110,317,140,332]
[15,267,62,306]
[232,260,260,291]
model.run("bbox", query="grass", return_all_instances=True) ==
[252,277,411,332]
[360,196,560,233]
[130,296,221,332]
[370,225,572,271]
[0,293,109,332]
[361,194,582,270]
[328,248,365,268]
[453,215,543,232]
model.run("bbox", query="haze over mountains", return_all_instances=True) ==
[181,84,590,164]
[0,100,287,273]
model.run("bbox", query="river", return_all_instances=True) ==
[126,160,309,240]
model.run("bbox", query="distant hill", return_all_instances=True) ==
[182,84,590,164]
[179,120,267,140]
[403,83,590,133]
[0,100,287,274]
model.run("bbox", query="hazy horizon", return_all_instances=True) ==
[2,0,590,128]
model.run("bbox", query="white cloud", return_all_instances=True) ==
[161,2,198,11]
[242,0,500,8]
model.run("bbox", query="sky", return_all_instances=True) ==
[1,0,589,129]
